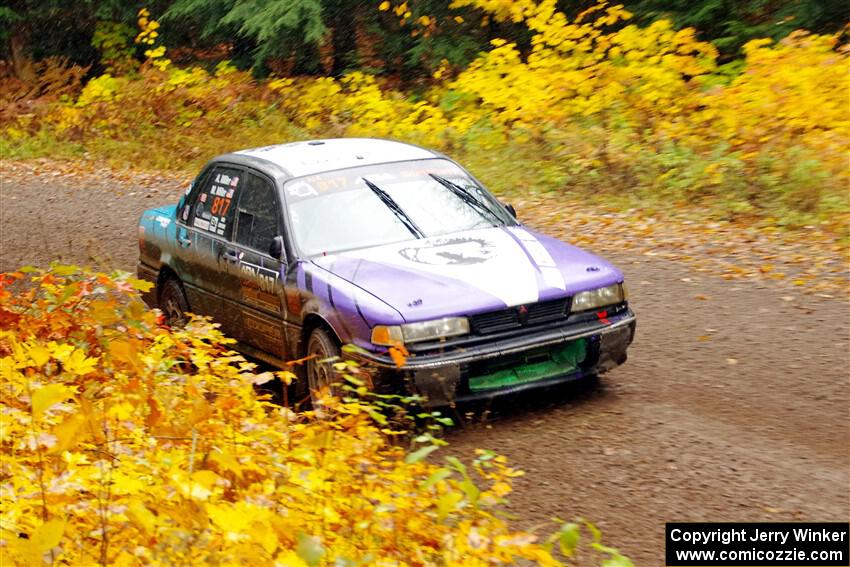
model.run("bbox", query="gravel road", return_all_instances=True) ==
[1,170,847,565]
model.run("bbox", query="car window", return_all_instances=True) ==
[284,159,515,257]
[179,164,214,224]
[234,173,279,253]
[189,166,242,238]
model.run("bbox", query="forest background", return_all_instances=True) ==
[1,0,848,230]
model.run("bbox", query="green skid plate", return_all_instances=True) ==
[468,339,586,392]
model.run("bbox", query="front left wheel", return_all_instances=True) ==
[305,327,342,405]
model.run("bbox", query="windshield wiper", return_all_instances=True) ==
[362,177,424,239]
[429,174,506,226]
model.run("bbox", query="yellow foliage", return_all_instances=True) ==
[0,267,586,566]
[3,2,847,225]
[76,74,122,106]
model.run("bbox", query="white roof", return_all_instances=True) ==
[236,138,438,177]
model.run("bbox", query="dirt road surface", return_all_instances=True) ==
[2,170,848,564]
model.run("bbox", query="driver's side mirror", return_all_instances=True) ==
[269,236,286,261]
[505,203,517,219]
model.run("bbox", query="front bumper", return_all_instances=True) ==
[349,310,636,406]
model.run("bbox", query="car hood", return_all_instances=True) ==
[310,226,624,323]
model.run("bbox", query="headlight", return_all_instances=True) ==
[371,317,470,346]
[572,283,625,312]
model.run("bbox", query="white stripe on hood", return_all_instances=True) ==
[508,227,566,291]
[342,228,542,307]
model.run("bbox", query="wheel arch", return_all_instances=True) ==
[156,265,183,306]
[300,313,341,357]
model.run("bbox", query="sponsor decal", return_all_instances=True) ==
[287,180,318,198]
[399,236,496,266]
[240,261,279,295]
[243,313,283,340]
[346,228,540,307]
[215,172,238,186]
[240,262,281,311]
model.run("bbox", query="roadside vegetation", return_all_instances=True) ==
[0,266,632,565]
[1,1,848,233]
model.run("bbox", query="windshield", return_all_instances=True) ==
[284,159,515,257]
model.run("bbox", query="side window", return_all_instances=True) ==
[179,165,214,224]
[189,166,242,238]
[234,173,279,253]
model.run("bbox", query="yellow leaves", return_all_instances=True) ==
[12,519,67,564]
[389,342,409,368]
[276,550,311,567]
[207,502,254,537]
[268,77,294,93]
[76,73,122,106]
[33,518,66,552]
[90,299,120,325]
[437,491,464,521]
[49,413,87,453]
[63,348,98,375]
[175,470,221,500]
[112,469,148,495]
[744,37,774,54]
[126,500,158,536]
[32,384,74,419]
[490,481,512,498]
[0,267,579,566]
[108,337,141,370]
[28,343,51,367]
[378,1,391,11]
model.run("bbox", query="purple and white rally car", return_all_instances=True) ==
[137,138,635,405]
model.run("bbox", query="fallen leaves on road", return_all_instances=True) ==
[515,194,848,298]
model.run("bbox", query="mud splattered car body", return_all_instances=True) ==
[137,138,636,405]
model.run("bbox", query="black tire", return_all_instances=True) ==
[305,327,342,405]
[159,277,189,327]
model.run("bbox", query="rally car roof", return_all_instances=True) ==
[231,138,439,179]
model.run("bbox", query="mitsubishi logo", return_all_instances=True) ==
[517,304,529,325]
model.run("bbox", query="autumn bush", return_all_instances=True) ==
[0,266,633,566]
[1,2,847,229]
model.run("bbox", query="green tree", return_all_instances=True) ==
[620,0,848,57]
[0,0,142,80]
[163,0,326,73]
[367,0,507,80]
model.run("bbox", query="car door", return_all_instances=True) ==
[182,164,244,324]
[227,170,290,360]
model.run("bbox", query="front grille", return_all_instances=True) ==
[469,297,569,335]
[527,298,569,323]
[470,309,521,334]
